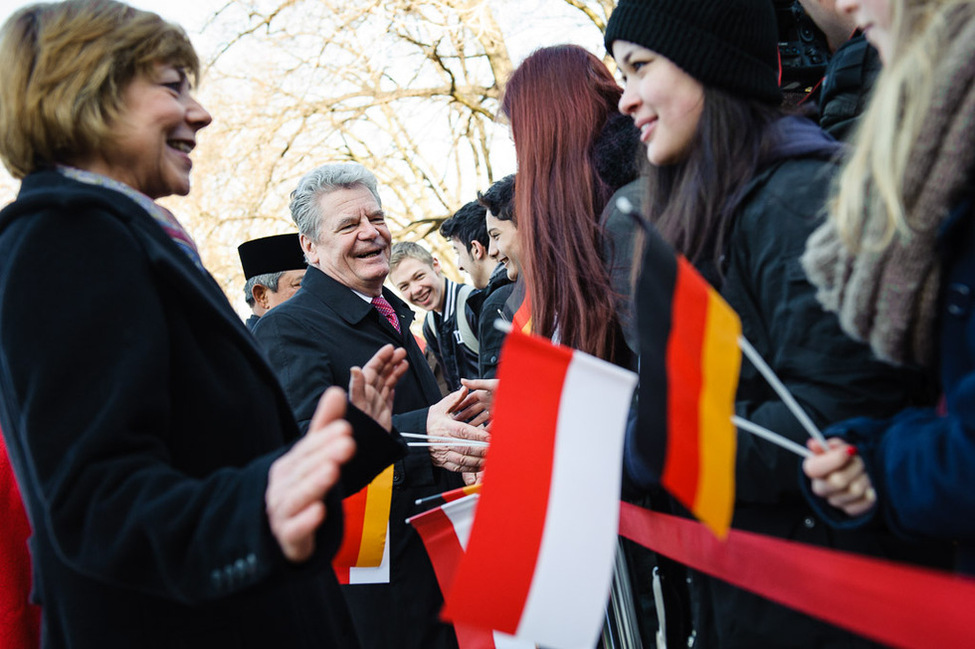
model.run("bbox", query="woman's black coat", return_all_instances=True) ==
[0,171,361,648]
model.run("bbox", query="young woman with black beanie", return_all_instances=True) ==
[605,0,946,646]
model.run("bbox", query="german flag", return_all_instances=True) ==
[332,465,393,584]
[634,222,741,538]
[504,279,532,334]
[512,292,531,334]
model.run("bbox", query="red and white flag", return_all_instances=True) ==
[443,331,637,649]
[409,495,535,649]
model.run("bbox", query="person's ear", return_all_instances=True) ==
[252,284,270,310]
[299,233,318,266]
[432,257,442,274]
[471,240,489,260]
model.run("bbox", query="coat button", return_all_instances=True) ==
[947,283,972,317]
[803,516,816,529]
[234,558,247,578]
[211,569,222,590]
[246,553,257,575]
[392,470,404,485]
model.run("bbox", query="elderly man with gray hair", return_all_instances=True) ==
[253,162,491,649]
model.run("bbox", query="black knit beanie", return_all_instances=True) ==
[604,0,782,105]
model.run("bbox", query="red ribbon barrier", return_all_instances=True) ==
[619,501,975,649]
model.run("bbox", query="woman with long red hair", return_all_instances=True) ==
[500,44,641,365]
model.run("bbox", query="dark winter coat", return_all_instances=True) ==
[245,313,261,331]
[818,33,882,141]
[627,118,946,648]
[252,267,462,649]
[421,278,480,391]
[0,171,375,649]
[701,117,944,649]
[474,264,514,379]
[600,178,644,360]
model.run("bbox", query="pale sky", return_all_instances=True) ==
[0,0,605,66]
[0,0,214,30]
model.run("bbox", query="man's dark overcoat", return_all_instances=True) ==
[253,267,462,649]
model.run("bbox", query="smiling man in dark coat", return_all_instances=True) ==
[253,162,490,649]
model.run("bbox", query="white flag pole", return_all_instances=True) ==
[737,336,830,449]
[400,432,489,446]
[494,318,514,334]
[406,442,490,448]
[731,416,812,458]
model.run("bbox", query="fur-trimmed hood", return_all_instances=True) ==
[593,112,642,192]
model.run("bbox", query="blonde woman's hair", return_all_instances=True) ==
[0,0,200,179]
[832,0,975,252]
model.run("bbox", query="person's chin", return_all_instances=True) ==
[162,157,193,193]
[646,145,670,167]
[358,258,389,276]
[161,173,191,198]
[360,265,390,287]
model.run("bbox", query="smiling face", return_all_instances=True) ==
[613,40,705,167]
[449,237,476,277]
[252,268,305,313]
[389,256,445,312]
[302,185,391,296]
[267,269,305,309]
[485,213,521,281]
[449,237,492,289]
[79,62,211,198]
[836,0,893,62]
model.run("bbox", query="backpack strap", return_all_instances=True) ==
[454,284,479,354]
[424,310,438,341]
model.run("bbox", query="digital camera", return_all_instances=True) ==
[774,0,831,92]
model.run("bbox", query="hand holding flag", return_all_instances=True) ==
[443,331,637,649]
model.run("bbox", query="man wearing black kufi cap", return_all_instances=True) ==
[237,233,307,331]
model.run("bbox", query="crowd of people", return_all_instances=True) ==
[0,0,972,647]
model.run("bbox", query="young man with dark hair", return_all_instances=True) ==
[475,174,518,379]
[438,201,495,291]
